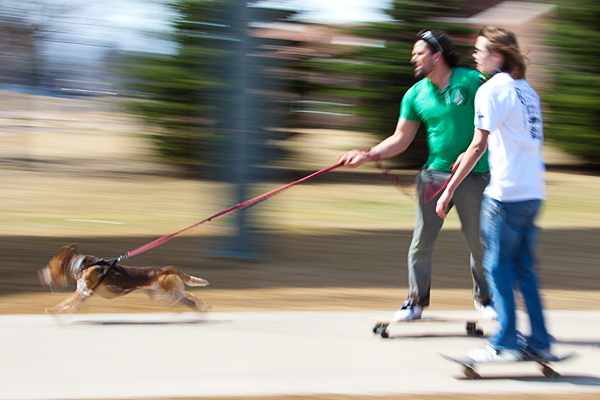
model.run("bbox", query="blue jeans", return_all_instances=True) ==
[407,168,491,307]
[480,196,551,352]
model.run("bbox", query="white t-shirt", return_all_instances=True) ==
[474,72,546,202]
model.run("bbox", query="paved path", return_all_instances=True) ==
[1,310,599,399]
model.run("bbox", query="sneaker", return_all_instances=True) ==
[467,344,523,362]
[393,301,423,322]
[523,348,559,361]
[474,300,498,321]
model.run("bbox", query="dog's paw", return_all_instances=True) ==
[187,276,209,287]
[45,309,69,325]
[201,302,212,312]
[194,278,209,287]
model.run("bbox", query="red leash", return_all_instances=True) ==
[375,161,453,203]
[374,161,417,200]
[115,162,343,261]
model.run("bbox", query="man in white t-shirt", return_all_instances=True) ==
[435,26,555,362]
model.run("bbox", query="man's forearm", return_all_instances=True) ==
[369,119,419,160]
[446,129,489,194]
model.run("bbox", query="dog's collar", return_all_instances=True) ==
[68,255,87,278]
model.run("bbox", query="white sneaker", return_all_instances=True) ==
[393,301,423,322]
[467,344,523,362]
[474,300,498,321]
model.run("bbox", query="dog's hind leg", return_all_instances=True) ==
[46,290,91,314]
[178,291,212,312]
[162,266,209,287]
[156,275,211,312]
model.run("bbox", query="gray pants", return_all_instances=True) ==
[407,168,491,307]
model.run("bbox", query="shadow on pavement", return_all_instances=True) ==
[453,374,600,386]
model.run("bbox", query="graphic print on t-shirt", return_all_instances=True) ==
[446,86,468,106]
[515,87,543,142]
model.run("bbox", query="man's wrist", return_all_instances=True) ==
[355,147,381,162]
[366,148,381,161]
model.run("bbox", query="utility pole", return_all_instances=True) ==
[213,0,263,259]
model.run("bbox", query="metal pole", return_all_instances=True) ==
[213,0,262,260]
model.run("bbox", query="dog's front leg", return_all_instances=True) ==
[46,289,92,314]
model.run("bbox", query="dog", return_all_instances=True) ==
[38,244,210,314]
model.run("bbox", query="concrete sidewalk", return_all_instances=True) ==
[1,310,599,399]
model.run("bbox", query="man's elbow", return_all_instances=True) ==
[471,141,487,158]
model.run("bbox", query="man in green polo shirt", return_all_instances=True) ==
[338,30,496,321]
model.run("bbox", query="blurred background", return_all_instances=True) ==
[0,0,598,313]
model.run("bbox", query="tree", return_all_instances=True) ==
[543,0,600,165]
[117,0,302,258]
[302,0,475,166]
[118,0,298,168]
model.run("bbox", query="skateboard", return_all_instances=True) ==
[371,316,486,339]
[438,352,575,380]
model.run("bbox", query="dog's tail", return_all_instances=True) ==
[163,266,209,287]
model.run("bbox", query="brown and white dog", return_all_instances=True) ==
[38,244,210,314]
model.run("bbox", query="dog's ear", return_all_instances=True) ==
[57,244,78,259]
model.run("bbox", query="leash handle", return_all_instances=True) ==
[125,162,343,259]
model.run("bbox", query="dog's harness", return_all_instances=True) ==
[68,255,122,292]
[88,258,122,291]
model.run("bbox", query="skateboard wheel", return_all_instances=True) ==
[373,323,388,335]
[542,366,560,380]
[466,325,483,336]
[380,329,389,339]
[465,322,483,336]
[464,367,481,380]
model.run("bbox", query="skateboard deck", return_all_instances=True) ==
[371,316,486,339]
[438,352,575,380]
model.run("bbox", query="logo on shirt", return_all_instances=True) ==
[477,111,485,120]
[446,87,468,106]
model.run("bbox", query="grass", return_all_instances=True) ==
[0,92,599,313]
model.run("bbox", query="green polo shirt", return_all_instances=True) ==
[400,67,489,173]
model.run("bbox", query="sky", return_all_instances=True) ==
[38,0,394,59]
[106,0,395,52]
[259,0,393,24]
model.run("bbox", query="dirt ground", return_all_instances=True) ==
[1,93,599,400]
[2,230,600,315]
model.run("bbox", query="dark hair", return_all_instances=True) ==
[478,26,528,79]
[416,29,460,68]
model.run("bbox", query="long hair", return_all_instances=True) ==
[478,26,528,79]
[416,30,461,68]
